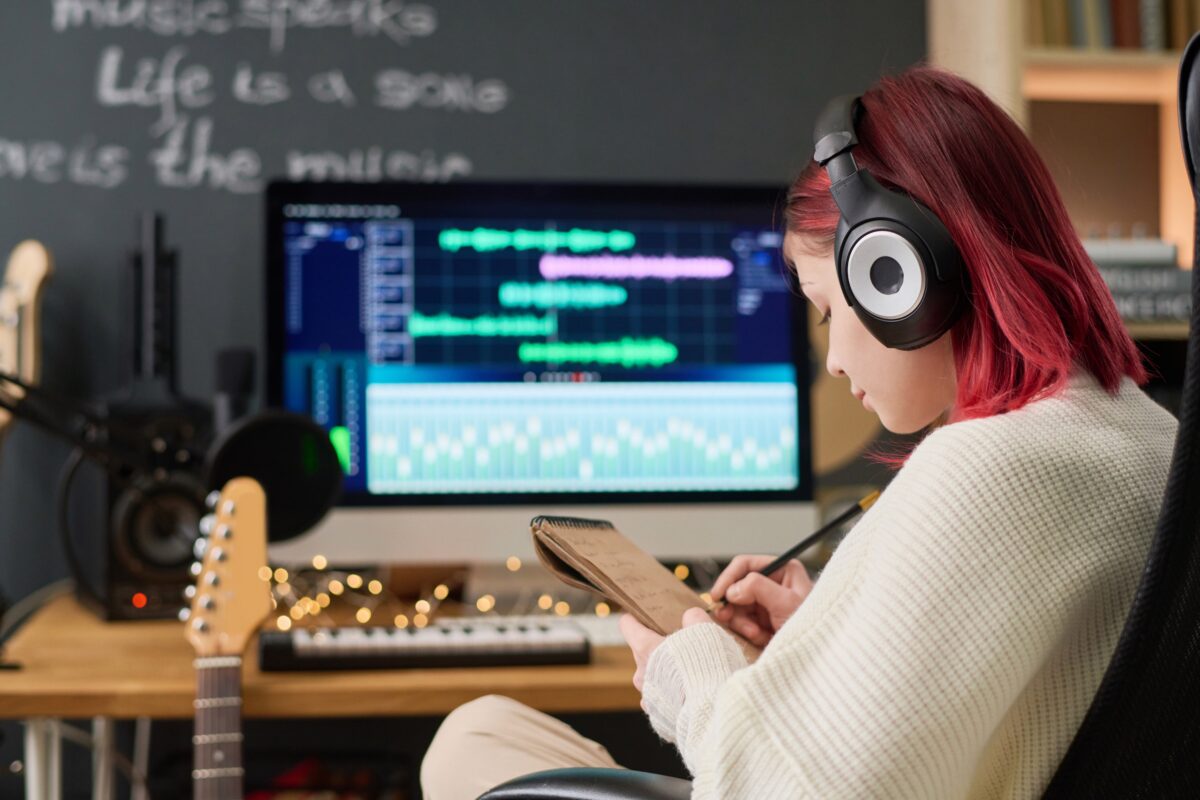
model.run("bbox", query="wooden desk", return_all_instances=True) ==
[1,593,640,798]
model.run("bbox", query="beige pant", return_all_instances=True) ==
[421,694,625,800]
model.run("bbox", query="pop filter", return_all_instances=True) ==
[204,410,343,542]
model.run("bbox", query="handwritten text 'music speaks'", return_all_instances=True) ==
[52,0,438,53]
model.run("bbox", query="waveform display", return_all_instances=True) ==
[409,312,558,338]
[539,254,735,281]
[498,281,628,310]
[519,337,678,368]
[438,227,636,254]
[365,382,799,493]
[330,426,351,474]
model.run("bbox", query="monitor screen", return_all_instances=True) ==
[266,182,811,509]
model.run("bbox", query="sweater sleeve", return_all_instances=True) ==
[636,417,1132,799]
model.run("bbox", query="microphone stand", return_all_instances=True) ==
[0,369,177,477]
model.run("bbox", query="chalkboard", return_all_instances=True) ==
[0,1,924,600]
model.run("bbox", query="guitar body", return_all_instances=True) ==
[186,478,273,800]
[0,240,53,441]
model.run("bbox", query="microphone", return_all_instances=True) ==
[205,410,343,543]
[214,348,255,433]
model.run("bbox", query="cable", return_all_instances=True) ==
[57,447,106,610]
[0,578,72,645]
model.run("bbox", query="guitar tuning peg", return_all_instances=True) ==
[189,561,202,577]
[199,514,215,536]
[193,538,208,560]
[205,490,221,510]
[183,585,197,600]
[178,607,191,622]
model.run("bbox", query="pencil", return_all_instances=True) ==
[709,489,880,609]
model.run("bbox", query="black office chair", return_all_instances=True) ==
[479,36,1200,800]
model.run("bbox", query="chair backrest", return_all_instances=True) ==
[1043,32,1200,799]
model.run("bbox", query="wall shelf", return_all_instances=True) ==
[1022,49,1192,268]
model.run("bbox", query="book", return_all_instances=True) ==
[1142,0,1167,49]
[530,515,760,660]
[1098,264,1193,321]
[1113,0,1142,47]
[1083,237,1178,265]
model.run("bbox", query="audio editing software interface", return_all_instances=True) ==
[277,196,804,499]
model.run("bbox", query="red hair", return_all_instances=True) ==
[786,64,1146,427]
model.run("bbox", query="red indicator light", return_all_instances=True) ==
[131,592,148,609]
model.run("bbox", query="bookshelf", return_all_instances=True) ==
[929,1,1192,342]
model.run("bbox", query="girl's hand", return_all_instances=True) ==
[709,555,813,648]
[619,609,714,692]
[619,613,664,692]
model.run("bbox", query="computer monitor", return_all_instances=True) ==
[264,181,817,565]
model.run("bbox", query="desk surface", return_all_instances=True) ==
[0,594,640,719]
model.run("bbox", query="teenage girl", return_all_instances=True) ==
[421,64,1178,800]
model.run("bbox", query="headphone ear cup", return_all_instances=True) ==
[843,229,927,321]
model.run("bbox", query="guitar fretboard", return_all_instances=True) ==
[193,656,244,800]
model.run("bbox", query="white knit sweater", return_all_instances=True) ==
[642,372,1177,799]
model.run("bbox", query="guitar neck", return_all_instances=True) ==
[193,656,245,800]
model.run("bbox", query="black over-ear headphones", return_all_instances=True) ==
[812,94,968,350]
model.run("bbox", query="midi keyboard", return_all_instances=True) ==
[258,614,624,671]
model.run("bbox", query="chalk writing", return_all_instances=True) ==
[285,147,472,182]
[232,63,290,105]
[375,70,509,113]
[96,46,215,135]
[149,116,261,193]
[52,0,438,54]
[0,135,129,188]
[30,1,490,193]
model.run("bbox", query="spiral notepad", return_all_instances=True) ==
[530,516,760,662]
[530,515,707,637]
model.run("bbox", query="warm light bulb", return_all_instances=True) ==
[595,602,610,617]
[274,567,289,583]
[356,607,372,624]
[475,595,495,613]
[505,556,522,572]
[258,566,273,581]
[674,564,690,581]
[433,584,449,600]
[413,613,429,628]
[312,554,328,570]
[329,580,345,596]
[554,601,570,616]
[289,605,305,621]
[415,599,431,614]
[346,574,363,589]
[316,592,331,608]
[368,579,383,595]
[537,594,553,610]
[394,614,409,628]
[277,616,292,631]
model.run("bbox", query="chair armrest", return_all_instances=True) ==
[477,767,693,800]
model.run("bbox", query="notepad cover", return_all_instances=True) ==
[530,515,760,661]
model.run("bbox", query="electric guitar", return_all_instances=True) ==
[185,477,273,800]
[0,240,53,440]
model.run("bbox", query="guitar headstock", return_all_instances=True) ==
[0,240,53,382]
[184,478,273,658]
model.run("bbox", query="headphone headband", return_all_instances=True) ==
[812,95,862,185]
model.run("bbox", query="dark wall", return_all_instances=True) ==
[0,0,925,605]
